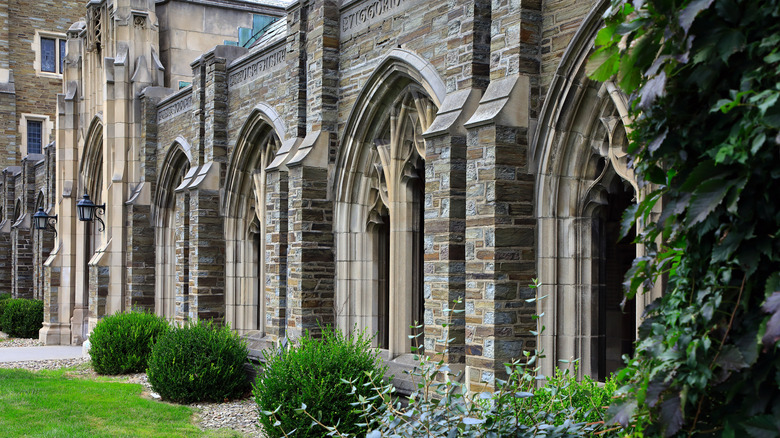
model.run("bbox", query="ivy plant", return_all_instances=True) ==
[589,0,780,436]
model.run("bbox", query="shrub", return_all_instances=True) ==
[0,299,43,338]
[89,311,170,375]
[147,321,249,403]
[0,293,11,331]
[291,289,617,437]
[254,327,386,438]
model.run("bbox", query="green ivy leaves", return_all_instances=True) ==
[590,0,780,436]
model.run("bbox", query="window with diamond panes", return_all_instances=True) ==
[27,120,43,154]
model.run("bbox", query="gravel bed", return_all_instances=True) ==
[0,357,89,370]
[0,336,44,348]
[1,340,266,437]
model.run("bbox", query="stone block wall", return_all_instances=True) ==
[6,0,81,162]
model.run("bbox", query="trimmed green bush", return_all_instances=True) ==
[0,299,43,338]
[0,292,11,332]
[147,321,249,403]
[89,311,170,375]
[254,327,386,438]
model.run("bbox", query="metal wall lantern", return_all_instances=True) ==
[33,207,58,238]
[77,192,106,232]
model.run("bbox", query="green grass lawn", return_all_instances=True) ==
[0,366,244,437]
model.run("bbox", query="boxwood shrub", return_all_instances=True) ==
[0,298,43,338]
[147,321,249,403]
[89,311,170,375]
[254,327,386,438]
[0,292,11,331]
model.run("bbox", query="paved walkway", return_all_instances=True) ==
[0,346,85,363]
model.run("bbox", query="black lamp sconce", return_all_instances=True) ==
[76,192,106,232]
[33,207,58,238]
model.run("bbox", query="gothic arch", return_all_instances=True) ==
[222,104,284,334]
[153,138,193,320]
[80,115,104,197]
[79,115,107,320]
[532,0,646,380]
[334,51,442,357]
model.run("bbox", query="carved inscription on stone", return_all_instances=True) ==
[228,48,286,87]
[158,95,192,123]
[341,0,414,40]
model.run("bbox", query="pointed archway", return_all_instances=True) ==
[334,49,444,357]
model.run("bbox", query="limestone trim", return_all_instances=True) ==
[335,48,444,203]
[222,105,283,333]
[152,137,193,226]
[335,53,440,357]
[19,114,53,157]
[31,30,67,79]
[153,138,193,321]
[531,0,650,380]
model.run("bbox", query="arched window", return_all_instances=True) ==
[222,105,284,334]
[334,51,442,357]
[153,139,192,321]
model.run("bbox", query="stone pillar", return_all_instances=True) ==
[125,204,154,311]
[188,184,225,322]
[285,163,334,339]
[12,159,36,299]
[0,171,13,296]
[463,75,536,391]
[124,91,163,313]
[174,189,190,323]
[265,169,288,341]
[422,88,482,363]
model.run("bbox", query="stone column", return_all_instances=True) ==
[174,188,190,323]
[463,75,536,392]
[12,159,37,299]
[264,168,288,341]
[0,171,14,296]
[285,162,334,339]
[188,184,225,322]
[124,92,163,312]
[422,88,482,363]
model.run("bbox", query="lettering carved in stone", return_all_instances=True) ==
[340,0,414,40]
[228,48,286,87]
[158,96,192,123]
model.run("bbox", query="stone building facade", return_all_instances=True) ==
[0,0,82,300]
[19,0,660,389]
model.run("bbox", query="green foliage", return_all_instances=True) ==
[590,0,780,435]
[0,299,43,338]
[147,321,249,403]
[291,291,615,438]
[0,292,11,331]
[518,366,617,428]
[89,311,170,375]
[254,327,386,438]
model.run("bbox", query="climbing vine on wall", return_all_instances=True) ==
[589,0,780,436]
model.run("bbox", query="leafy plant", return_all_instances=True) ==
[89,311,170,375]
[147,321,249,403]
[0,292,11,331]
[287,287,615,437]
[0,298,43,338]
[254,327,385,438]
[590,0,780,435]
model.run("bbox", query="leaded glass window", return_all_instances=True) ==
[27,120,42,154]
[41,38,56,73]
